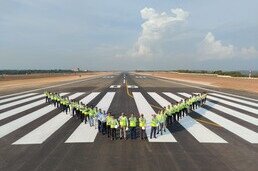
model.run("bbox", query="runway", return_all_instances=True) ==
[0,72,258,171]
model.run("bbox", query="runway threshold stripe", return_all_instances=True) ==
[133,92,177,142]
[212,92,258,102]
[180,93,258,126]
[149,92,226,143]
[209,93,258,108]
[0,93,69,121]
[0,94,45,111]
[12,93,83,144]
[194,107,258,143]
[0,93,38,104]
[207,96,258,115]
[163,92,183,102]
[178,93,191,98]
[13,113,71,144]
[80,92,100,104]
[68,92,85,100]
[96,92,116,112]
[0,93,70,139]
[148,92,170,107]
[65,92,115,143]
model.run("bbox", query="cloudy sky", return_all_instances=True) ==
[0,0,258,70]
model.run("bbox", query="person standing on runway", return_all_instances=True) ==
[150,114,158,139]
[100,110,107,135]
[110,115,119,140]
[129,114,137,140]
[118,113,128,140]
[139,114,147,140]
[106,112,112,138]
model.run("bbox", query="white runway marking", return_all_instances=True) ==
[208,96,258,115]
[0,93,38,104]
[0,93,72,139]
[209,93,258,108]
[163,92,183,102]
[127,85,138,88]
[65,92,115,143]
[179,116,227,143]
[194,107,258,143]
[80,92,100,105]
[13,113,71,144]
[148,92,170,107]
[0,94,45,111]
[12,93,83,144]
[178,92,192,98]
[0,100,44,121]
[96,92,116,112]
[180,93,258,126]
[0,106,56,139]
[65,123,98,143]
[133,92,177,142]
[68,92,85,100]
[149,92,226,143]
[206,101,258,126]
[0,93,69,121]
[110,85,121,88]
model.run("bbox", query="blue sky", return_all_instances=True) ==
[0,0,257,70]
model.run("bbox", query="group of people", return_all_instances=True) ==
[44,91,207,140]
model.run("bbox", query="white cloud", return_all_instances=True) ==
[198,32,234,60]
[131,7,189,57]
[198,32,258,60]
[240,46,258,58]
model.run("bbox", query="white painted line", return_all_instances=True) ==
[163,92,183,102]
[206,101,258,126]
[180,93,258,126]
[127,85,138,89]
[96,92,116,112]
[69,92,85,100]
[0,93,38,104]
[209,93,258,108]
[65,123,98,143]
[179,116,227,143]
[148,92,170,107]
[80,92,100,105]
[110,85,121,88]
[208,96,258,115]
[178,92,192,98]
[13,113,71,144]
[0,100,44,121]
[194,107,258,143]
[65,92,115,143]
[150,92,226,143]
[133,92,177,142]
[0,94,45,111]
[0,93,69,121]
[0,93,73,139]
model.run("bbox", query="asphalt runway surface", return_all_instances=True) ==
[0,72,258,171]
